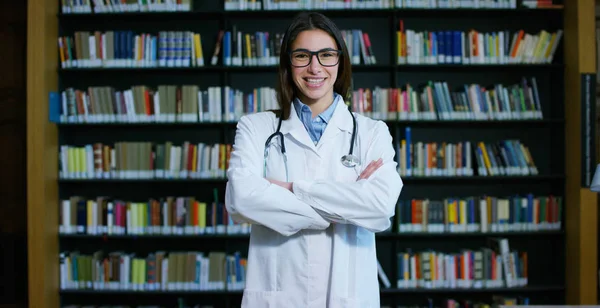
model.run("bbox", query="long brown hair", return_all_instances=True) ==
[275,12,353,120]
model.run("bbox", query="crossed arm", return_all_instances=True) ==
[225,116,403,236]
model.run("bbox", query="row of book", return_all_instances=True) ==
[58,30,206,69]
[55,85,280,124]
[60,250,246,292]
[57,27,562,69]
[61,0,192,14]
[391,239,526,289]
[216,29,281,67]
[61,0,534,14]
[227,0,520,10]
[57,138,538,180]
[59,244,523,292]
[396,195,562,233]
[57,27,379,69]
[348,77,543,121]
[57,194,562,236]
[218,28,376,67]
[58,195,251,236]
[59,142,230,180]
[53,77,544,125]
[394,138,538,177]
[396,25,563,65]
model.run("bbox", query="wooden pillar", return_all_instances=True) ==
[564,0,598,304]
[26,0,59,306]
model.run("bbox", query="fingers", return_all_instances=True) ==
[357,158,383,180]
[358,160,380,180]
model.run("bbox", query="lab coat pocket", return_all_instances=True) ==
[241,289,282,308]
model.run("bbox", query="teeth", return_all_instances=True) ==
[306,78,324,84]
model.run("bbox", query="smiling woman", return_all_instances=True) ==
[225,11,403,308]
[289,31,341,115]
[275,12,353,121]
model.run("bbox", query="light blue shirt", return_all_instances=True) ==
[293,93,341,144]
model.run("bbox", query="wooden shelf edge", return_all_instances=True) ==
[563,0,598,305]
[27,0,60,308]
[56,7,564,20]
[57,230,564,239]
[53,119,565,127]
[58,285,564,295]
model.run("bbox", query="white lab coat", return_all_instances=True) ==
[225,99,403,308]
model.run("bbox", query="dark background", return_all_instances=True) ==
[0,0,28,308]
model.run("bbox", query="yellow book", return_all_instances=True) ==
[198,202,206,229]
[478,142,492,174]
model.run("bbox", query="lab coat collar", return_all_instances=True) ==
[327,93,354,133]
[279,102,316,150]
[280,93,353,135]
[279,94,353,152]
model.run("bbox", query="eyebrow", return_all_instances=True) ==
[291,48,339,52]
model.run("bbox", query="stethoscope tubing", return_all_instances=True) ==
[263,107,358,182]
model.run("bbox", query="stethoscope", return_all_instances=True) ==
[263,106,359,182]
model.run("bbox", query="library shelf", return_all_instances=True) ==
[35,1,587,307]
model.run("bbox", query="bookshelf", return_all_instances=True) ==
[26,0,598,307]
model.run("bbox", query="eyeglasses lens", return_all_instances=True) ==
[291,50,340,67]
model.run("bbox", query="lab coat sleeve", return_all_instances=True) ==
[225,115,331,236]
[292,121,403,233]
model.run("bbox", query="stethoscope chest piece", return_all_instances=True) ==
[341,154,360,168]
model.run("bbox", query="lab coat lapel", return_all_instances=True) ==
[279,103,319,154]
[318,100,354,148]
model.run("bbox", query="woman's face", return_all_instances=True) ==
[290,29,339,106]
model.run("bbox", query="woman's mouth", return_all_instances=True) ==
[304,77,326,88]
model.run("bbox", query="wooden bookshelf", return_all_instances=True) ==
[26,0,59,307]
[564,0,598,304]
[25,0,598,307]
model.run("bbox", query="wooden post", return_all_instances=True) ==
[564,0,598,304]
[26,0,59,307]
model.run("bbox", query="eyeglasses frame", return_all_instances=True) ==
[288,48,343,67]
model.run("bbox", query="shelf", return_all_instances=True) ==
[57,7,563,22]
[402,175,565,183]
[58,285,565,295]
[56,64,390,73]
[395,63,563,71]
[58,178,228,183]
[55,119,564,128]
[381,286,565,293]
[59,233,252,239]
[58,230,563,240]
[57,175,565,184]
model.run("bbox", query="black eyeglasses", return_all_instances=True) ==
[289,48,342,67]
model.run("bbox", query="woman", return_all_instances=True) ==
[225,12,403,308]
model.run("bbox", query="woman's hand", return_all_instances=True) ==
[267,178,293,192]
[267,158,383,191]
[357,158,383,180]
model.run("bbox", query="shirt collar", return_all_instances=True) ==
[293,92,340,123]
